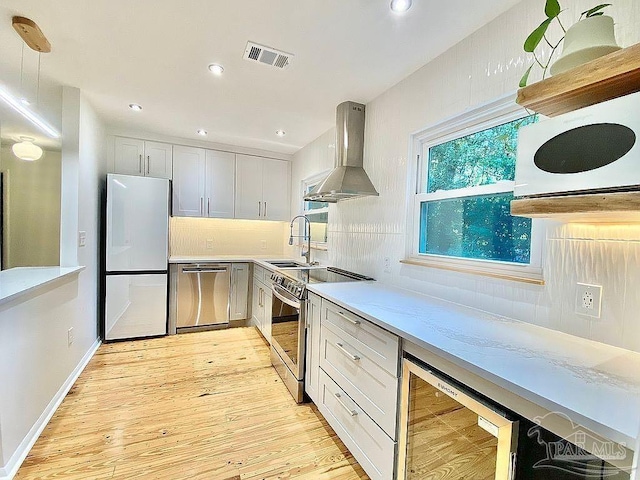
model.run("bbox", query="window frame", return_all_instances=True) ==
[406,93,544,283]
[300,170,331,249]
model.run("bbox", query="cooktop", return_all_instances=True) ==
[270,266,374,300]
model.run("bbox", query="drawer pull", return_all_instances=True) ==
[336,311,360,325]
[334,392,358,416]
[336,342,360,361]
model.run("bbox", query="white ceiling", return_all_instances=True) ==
[0,0,522,155]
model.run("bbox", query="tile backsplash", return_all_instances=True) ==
[170,217,289,257]
[290,0,640,352]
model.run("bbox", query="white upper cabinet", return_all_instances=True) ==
[235,155,264,220]
[235,154,290,221]
[173,147,236,218]
[113,137,173,179]
[144,141,173,179]
[205,150,235,218]
[114,137,145,176]
[262,158,289,221]
[172,146,206,217]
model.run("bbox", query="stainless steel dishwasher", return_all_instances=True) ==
[175,263,230,331]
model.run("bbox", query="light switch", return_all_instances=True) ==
[78,231,87,247]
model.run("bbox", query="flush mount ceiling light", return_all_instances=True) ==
[390,0,412,13]
[276,129,286,137]
[208,63,224,75]
[12,137,43,161]
[129,103,143,111]
[197,129,208,136]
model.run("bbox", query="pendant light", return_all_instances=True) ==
[12,137,43,161]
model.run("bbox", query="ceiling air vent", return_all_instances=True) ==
[243,41,294,69]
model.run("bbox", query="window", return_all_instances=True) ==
[409,95,543,282]
[302,173,330,245]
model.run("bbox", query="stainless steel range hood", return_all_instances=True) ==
[304,101,379,203]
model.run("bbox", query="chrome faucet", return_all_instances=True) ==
[289,215,316,265]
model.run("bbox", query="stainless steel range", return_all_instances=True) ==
[269,267,374,402]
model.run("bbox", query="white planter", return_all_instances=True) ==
[550,15,620,75]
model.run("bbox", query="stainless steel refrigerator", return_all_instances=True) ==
[104,174,169,340]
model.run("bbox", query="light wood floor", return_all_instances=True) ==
[16,328,369,480]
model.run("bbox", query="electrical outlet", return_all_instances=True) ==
[575,283,602,318]
[206,239,214,249]
[78,231,86,247]
[383,257,391,273]
[67,327,74,346]
[260,240,267,250]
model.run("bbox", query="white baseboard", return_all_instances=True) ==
[0,339,101,480]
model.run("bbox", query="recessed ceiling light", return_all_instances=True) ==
[390,0,412,13]
[129,103,143,111]
[197,129,208,136]
[208,63,225,75]
[276,130,286,137]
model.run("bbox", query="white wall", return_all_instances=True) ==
[291,0,640,352]
[0,88,106,477]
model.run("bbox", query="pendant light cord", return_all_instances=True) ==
[36,52,41,107]
[20,42,24,95]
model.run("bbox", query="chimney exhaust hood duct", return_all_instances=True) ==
[304,101,379,203]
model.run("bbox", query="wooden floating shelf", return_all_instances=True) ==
[511,191,640,223]
[516,43,640,117]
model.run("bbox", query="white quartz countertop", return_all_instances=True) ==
[0,266,85,306]
[168,255,308,271]
[307,282,640,448]
[170,255,297,264]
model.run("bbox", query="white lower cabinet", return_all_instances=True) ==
[306,297,400,480]
[251,266,272,342]
[318,369,396,480]
[320,323,399,437]
[230,263,250,320]
[304,292,322,403]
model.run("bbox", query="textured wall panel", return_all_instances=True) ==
[290,0,640,352]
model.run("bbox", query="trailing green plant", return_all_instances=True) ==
[519,0,612,87]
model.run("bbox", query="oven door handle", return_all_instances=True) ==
[271,284,301,309]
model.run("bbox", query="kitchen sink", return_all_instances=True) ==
[267,261,306,268]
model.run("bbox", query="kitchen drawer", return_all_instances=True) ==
[323,300,399,376]
[253,264,268,283]
[320,324,399,438]
[318,369,395,480]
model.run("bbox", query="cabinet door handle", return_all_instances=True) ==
[146,155,150,174]
[200,197,204,215]
[258,201,261,217]
[334,392,358,416]
[139,154,143,173]
[335,342,360,361]
[336,311,360,326]
[264,201,267,217]
[207,198,210,216]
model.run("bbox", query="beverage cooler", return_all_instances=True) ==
[397,357,518,480]
[396,356,632,480]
